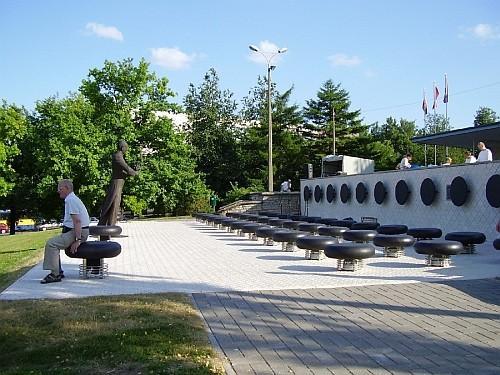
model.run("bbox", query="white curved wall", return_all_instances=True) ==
[300,161,500,241]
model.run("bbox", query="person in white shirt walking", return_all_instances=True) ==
[477,142,493,162]
[41,179,90,284]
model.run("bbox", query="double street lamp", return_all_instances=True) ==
[249,44,288,192]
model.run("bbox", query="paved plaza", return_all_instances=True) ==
[1,220,500,374]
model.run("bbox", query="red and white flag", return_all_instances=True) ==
[422,91,428,115]
[432,85,440,110]
[443,74,449,104]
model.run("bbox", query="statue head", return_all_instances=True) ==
[118,140,128,152]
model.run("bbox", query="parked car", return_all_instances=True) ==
[0,223,9,234]
[37,220,60,231]
[16,218,36,232]
[90,217,99,226]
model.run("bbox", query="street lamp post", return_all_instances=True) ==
[249,44,288,192]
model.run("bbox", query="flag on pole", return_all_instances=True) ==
[422,91,428,115]
[432,84,440,110]
[443,74,449,103]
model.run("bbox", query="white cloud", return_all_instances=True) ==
[248,40,287,65]
[85,22,123,41]
[466,23,500,40]
[150,47,195,70]
[328,53,361,67]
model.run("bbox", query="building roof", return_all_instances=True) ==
[412,121,500,149]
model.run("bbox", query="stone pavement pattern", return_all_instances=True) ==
[1,220,500,374]
[194,279,500,374]
[2,220,499,300]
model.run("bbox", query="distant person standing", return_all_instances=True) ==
[477,142,493,162]
[210,193,219,212]
[464,150,477,163]
[280,179,292,192]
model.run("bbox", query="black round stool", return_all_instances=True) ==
[255,226,280,246]
[444,232,486,254]
[325,243,375,271]
[65,241,121,278]
[296,235,338,260]
[414,240,463,267]
[377,225,408,235]
[343,230,377,243]
[317,226,348,240]
[407,228,442,240]
[373,234,415,258]
[298,222,323,234]
[272,230,308,252]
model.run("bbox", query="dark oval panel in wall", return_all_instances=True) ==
[395,180,410,205]
[340,183,351,203]
[450,176,469,206]
[355,182,368,204]
[326,184,336,203]
[303,185,312,201]
[420,178,438,206]
[314,185,323,203]
[374,181,387,204]
[486,174,500,208]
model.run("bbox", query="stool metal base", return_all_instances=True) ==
[283,242,298,252]
[305,250,325,260]
[461,244,476,254]
[337,259,364,271]
[80,259,108,279]
[425,255,451,267]
[384,246,404,258]
[263,238,274,246]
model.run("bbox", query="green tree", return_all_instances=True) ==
[80,58,210,215]
[239,77,305,191]
[183,68,240,196]
[0,101,27,197]
[474,106,498,127]
[303,79,369,172]
[12,58,210,221]
[370,117,419,169]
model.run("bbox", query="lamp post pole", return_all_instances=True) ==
[249,44,287,192]
[267,64,273,192]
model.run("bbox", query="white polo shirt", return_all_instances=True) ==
[63,192,90,228]
[477,148,493,162]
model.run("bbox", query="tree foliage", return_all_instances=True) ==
[370,117,419,169]
[474,106,498,127]
[302,79,368,173]
[0,101,27,197]
[239,76,306,190]
[5,58,210,222]
[183,68,240,196]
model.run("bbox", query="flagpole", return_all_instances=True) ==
[332,106,336,155]
[444,73,449,157]
[433,81,437,165]
[423,89,427,166]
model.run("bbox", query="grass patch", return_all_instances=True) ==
[0,294,225,374]
[0,227,226,374]
[0,230,58,292]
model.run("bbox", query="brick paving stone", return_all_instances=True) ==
[194,278,500,374]
[2,221,500,374]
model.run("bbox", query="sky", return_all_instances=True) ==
[1,0,500,130]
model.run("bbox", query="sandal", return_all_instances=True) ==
[40,273,62,284]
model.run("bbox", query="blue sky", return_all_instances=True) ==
[1,0,499,130]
